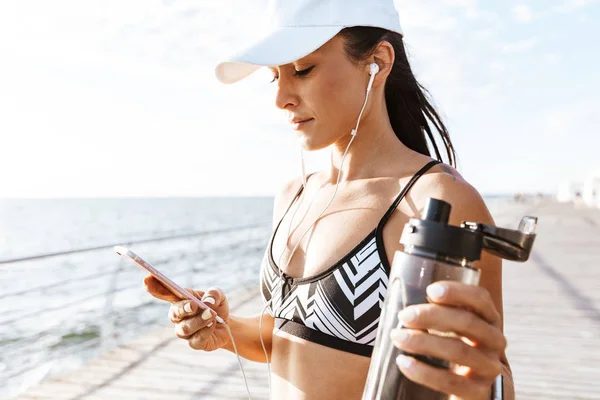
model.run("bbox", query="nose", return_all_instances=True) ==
[274,75,299,111]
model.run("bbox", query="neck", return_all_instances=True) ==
[327,94,411,183]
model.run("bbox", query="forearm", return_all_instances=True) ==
[221,314,273,363]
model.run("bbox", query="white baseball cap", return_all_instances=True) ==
[215,0,403,84]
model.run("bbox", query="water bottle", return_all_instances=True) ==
[362,198,537,400]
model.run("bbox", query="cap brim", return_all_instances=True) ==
[215,25,343,84]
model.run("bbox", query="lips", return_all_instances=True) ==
[290,118,313,124]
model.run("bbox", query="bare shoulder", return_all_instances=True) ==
[408,163,494,227]
[271,176,304,228]
[379,161,502,281]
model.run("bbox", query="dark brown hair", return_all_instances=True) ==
[340,27,457,167]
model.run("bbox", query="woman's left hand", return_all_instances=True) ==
[391,281,506,400]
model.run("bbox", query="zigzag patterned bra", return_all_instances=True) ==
[260,161,440,357]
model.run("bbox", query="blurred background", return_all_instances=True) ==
[1,0,599,399]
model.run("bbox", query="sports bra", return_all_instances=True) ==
[260,160,440,357]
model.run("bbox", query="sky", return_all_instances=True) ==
[0,0,598,197]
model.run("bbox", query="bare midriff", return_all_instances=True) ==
[270,329,371,400]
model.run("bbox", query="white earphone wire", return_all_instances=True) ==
[259,64,378,399]
[276,64,377,271]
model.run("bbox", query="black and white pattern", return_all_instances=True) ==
[261,233,389,352]
[260,160,440,357]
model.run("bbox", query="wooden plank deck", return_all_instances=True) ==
[12,200,600,399]
[13,286,270,400]
[499,200,600,399]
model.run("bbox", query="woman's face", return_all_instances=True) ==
[269,35,371,151]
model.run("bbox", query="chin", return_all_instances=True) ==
[294,122,336,151]
[297,134,329,152]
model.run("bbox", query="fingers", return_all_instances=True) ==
[168,287,226,325]
[160,285,227,351]
[426,282,502,328]
[169,299,201,323]
[390,282,505,397]
[143,275,180,303]
[391,328,502,379]
[396,354,493,400]
[397,304,507,353]
[186,323,217,351]
[200,287,226,308]
[173,307,216,339]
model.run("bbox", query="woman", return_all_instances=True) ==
[145,1,513,399]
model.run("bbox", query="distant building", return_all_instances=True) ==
[582,172,600,208]
[557,181,582,203]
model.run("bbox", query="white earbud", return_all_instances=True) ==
[367,63,379,92]
[369,62,380,76]
[259,60,383,399]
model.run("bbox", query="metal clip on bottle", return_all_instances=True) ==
[362,198,537,400]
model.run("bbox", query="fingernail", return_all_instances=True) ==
[397,355,414,369]
[207,322,213,327]
[427,284,446,299]
[203,297,216,305]
[398,308,417,324]
[391,329,409,343]
[201,309,212,320]
[183,302,192,313]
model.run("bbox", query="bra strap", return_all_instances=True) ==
[377,160,441,230]
[272,173,316,238]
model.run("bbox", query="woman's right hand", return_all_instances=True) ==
[144,275,231,351]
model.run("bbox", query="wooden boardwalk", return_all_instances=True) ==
[13,286,270,400]
[499,200,600,399]
[12,200,600,399]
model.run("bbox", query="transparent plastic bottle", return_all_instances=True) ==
[362,198,537,400]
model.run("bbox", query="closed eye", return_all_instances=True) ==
[270,66,315,83]
[294,66,315,77]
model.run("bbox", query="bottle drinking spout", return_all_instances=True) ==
[361,198,537,400]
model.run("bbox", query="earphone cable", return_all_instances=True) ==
[258,64,378,399]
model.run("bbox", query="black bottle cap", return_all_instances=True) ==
[423,198,451,223]
[401,199,484,261]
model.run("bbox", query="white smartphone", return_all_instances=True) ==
[114,246,224,324]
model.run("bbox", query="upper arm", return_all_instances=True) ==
[391,172,504,329]
[423,173,510,372]
[436,175,503,319]
[421,173,505,329]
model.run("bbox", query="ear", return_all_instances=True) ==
[370,40,395,87]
